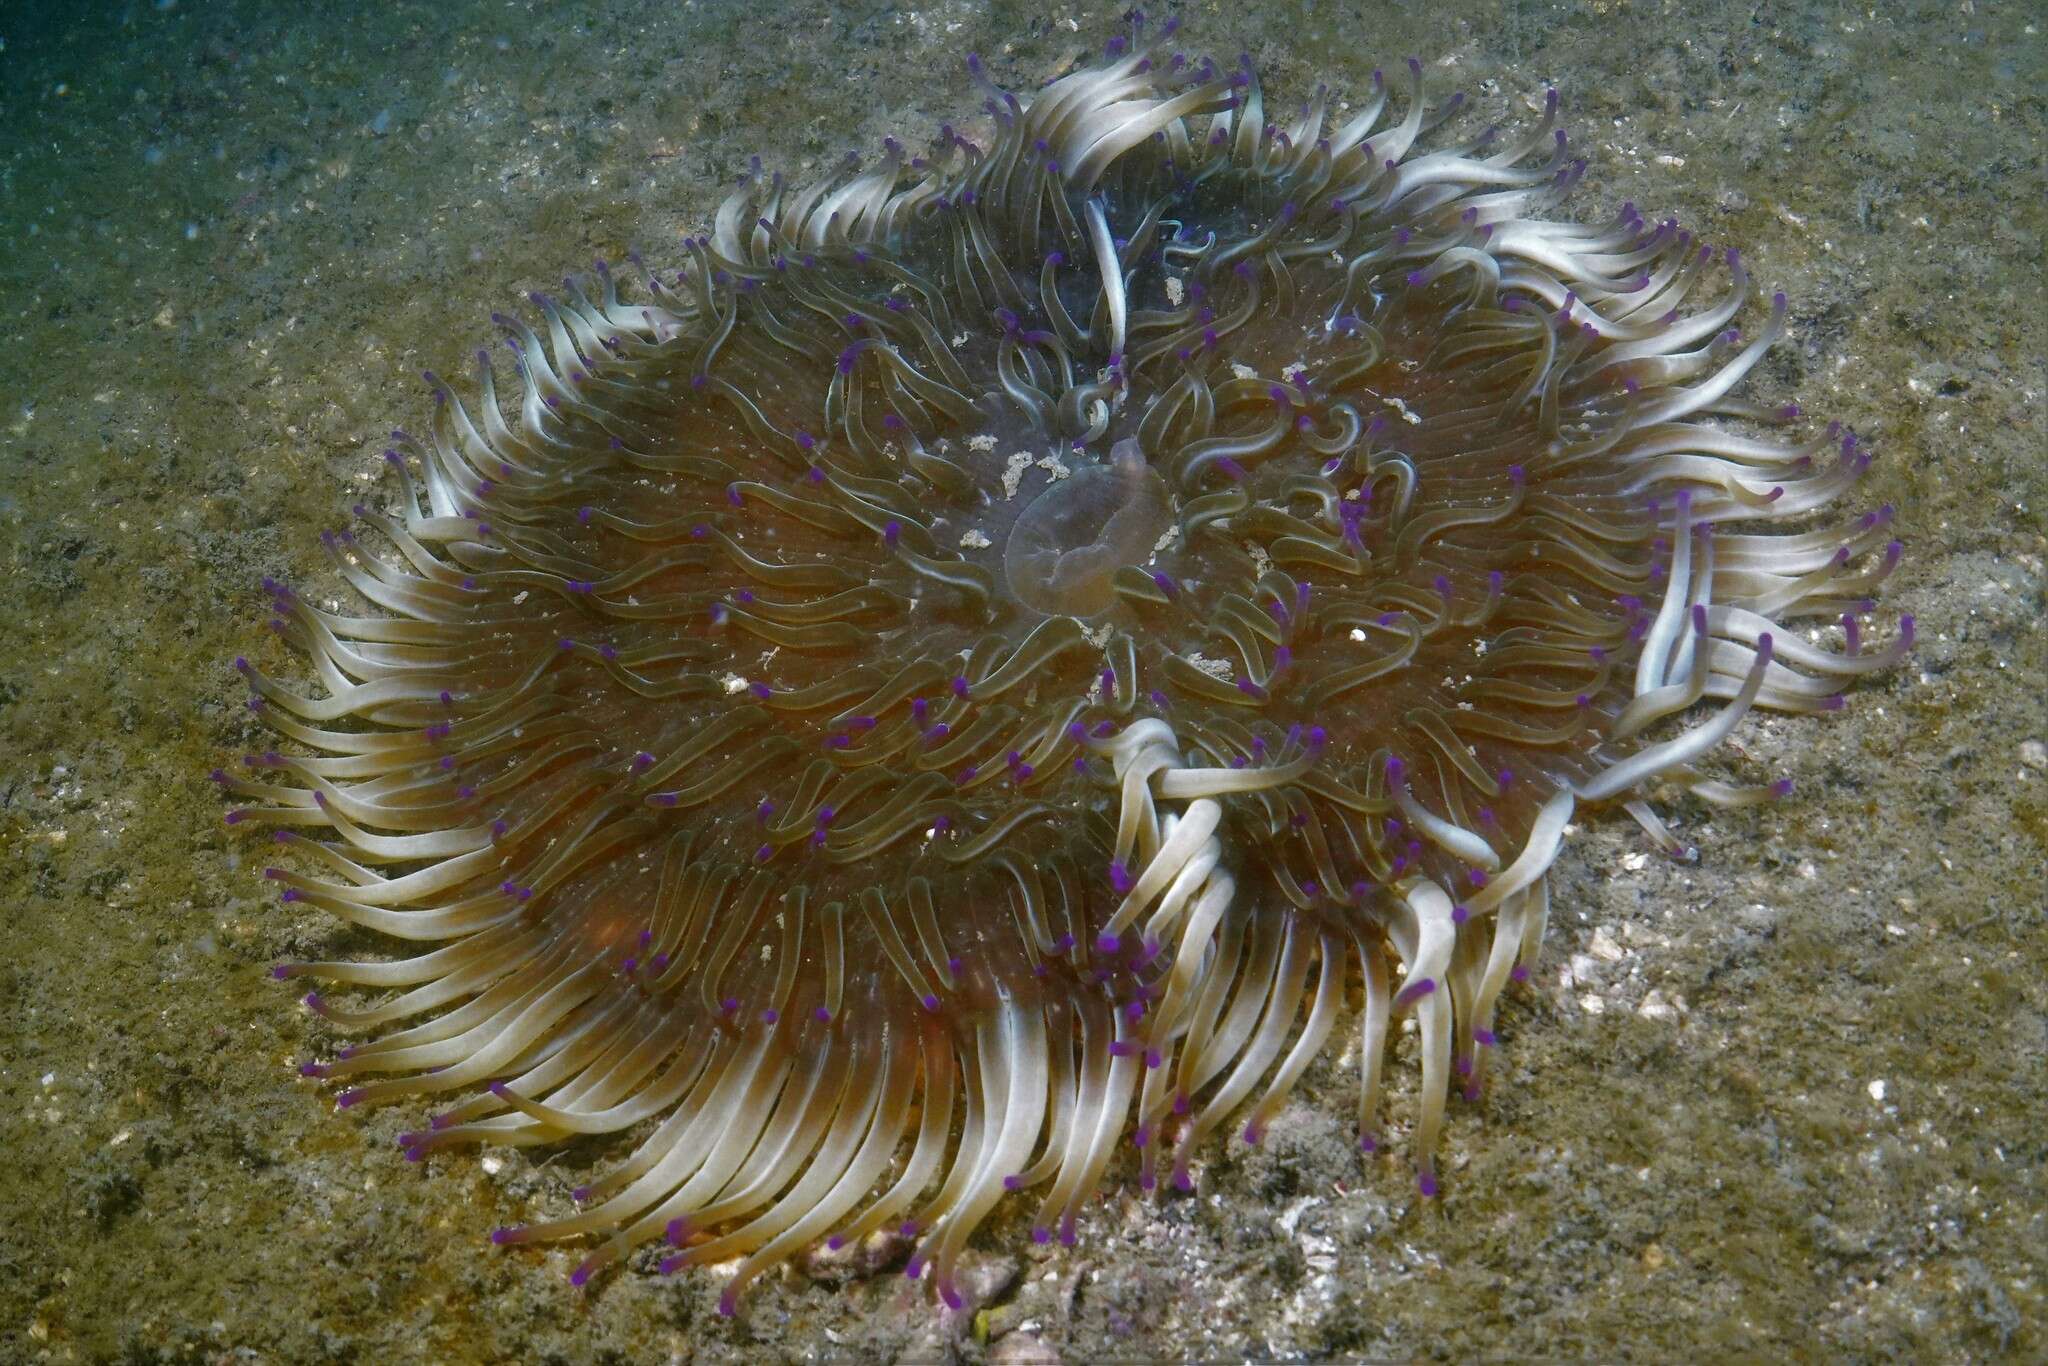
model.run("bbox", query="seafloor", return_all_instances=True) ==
[1,0,2041,1361]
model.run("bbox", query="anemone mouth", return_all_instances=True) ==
[219,19,1909,1310]
[1003,437,1175,617]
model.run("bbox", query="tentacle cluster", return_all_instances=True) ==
[218,18,1909,1312]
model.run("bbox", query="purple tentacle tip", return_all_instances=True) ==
[1393,977,1437,1009]
[489,1226,521,1247]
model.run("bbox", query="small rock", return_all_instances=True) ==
[800,1227,909,1282]
[951,1252,1019,1314]
[2020,739,2047,772]
[1736,902,1785,932]
[1637,989,1678,1022]
[990,1330,1063,1364]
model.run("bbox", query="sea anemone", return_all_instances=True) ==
[217,19,1911,1314]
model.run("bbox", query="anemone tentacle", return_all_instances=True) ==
[223,18,1907,1309]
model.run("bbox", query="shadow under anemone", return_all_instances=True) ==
[216,20,1912,1315]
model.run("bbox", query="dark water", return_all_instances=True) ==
[1,1,2041,1359]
